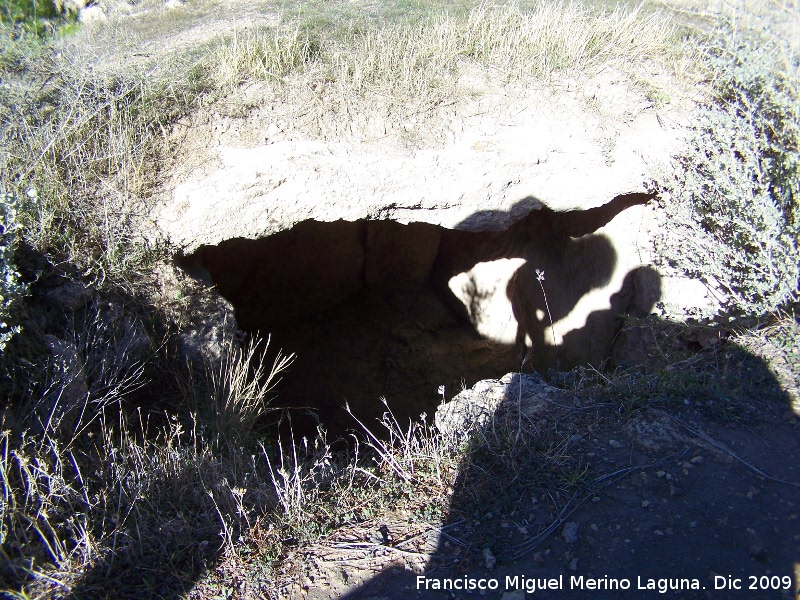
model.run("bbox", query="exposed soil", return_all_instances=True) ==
[262,288,519,437]
[6,2,799,599]
[273,337,800,600]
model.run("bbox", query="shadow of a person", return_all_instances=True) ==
[505,234,618,370]
[332,202,800,600]
[433,192,651,370]
[337,320,800,600]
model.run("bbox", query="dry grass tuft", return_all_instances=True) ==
[206,335,294,445]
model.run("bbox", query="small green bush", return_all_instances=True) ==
[0,192,27,352]
[656,24,799,314]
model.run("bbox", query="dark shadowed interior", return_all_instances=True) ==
[182,193,657,435]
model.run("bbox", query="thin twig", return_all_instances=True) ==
[536,269,558,349]
[510,490,583,559]
[394,520,467,550]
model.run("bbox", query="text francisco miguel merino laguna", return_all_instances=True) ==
[417,574,705,594]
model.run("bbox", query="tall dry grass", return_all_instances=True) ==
[204,2,681,101]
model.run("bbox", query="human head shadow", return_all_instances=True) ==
[553,265,663,370]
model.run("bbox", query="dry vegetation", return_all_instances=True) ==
[204,3,680,95]
[0,0,798,597]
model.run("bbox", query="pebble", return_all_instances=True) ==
[609,439,623,448]
[483,547,497,570]
[749,545,769,562]
[690,455,704,464]
[563,522,580,544]
[569,558,580,571]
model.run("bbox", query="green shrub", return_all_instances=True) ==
[1,0,76,37]
[656,24,799,314]
[0,192,27,352]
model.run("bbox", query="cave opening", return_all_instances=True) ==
[182,193,655,437]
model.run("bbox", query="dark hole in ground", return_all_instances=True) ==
[181,193,654,436]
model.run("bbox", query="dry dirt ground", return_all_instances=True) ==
[275,347,800,600]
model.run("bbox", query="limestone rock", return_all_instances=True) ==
[435,372,554,437]
[155,90,683,254]
[177,290,238,365]
[44,280,94,311]
[562,522,579,544]
[152,70,715,377]
[483,547,497,570]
